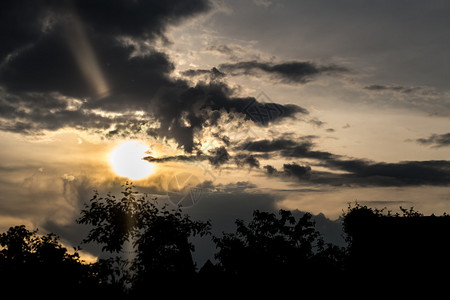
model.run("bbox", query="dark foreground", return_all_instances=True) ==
[1,187,449,298]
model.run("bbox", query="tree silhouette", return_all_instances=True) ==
[0,225,99,295]
[77,182,211,292]
[6,186,450,296]
[212,209,345,289]
[342,202,450,286]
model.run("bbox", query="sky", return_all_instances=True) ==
[1,0,449,264]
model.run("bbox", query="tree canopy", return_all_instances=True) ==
[2,185,449,297]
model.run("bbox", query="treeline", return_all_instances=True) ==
[1,183,449,297]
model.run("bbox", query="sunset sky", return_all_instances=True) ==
[1,0,449,263]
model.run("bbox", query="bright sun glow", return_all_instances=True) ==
[110,141,154,180]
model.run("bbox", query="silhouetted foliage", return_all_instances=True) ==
[77,182,211,292]
[4,188,450,297]
[342,202,450,286]
[0,225,101,295]
[213,209,345,288]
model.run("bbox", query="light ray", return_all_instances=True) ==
[64,12,109,98]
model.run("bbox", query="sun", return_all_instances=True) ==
[110,141,155,180]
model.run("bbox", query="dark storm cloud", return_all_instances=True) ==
[281,145,336,160]
[0,90,117,134]
[265,158,450,187]
[255,138,450,187]
[283,163,312,179]
[263,165,278,175]
[239,137,336,160]
[198,83,309,126]
[144,154,201,164]
[181,67,226,80]
[146,82,307,151]
[207,146,230,167]
[144,147,261,169]
[0,0,307,153]
[263,163,311,180]
[218,60,348,84]
[0,0,210,55]
[416,133,450,148]
[144,146,231,168]
[239,138,298,152]
[234,154,260,169]
[324,159,450,187]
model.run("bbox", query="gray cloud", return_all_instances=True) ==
[234,154,260,169]
[239,138,299,152]
[263,163,311,180]
[364,84,422,94]
[144,154,201,164]
[207,146,230,167]
[265,158,450,187]
[218,60,348,84]
[363,84,443,99]
[323,159,450,187]
[144,147,261,169]
[308,117,326,127]
[205,44,261,62]
[416,133,450,148]
[181,67,226,80]
[254,137,450,187]
[0,0,307,153]
[239,137,337,160]
[282,163,312,179]
[263,165,277,175]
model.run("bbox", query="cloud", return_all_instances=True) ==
[416,133,450,148]
[0,0,307,153]
[207,146,230,167]
[363,84,441,97]
[263,163,311,180]
[205,44,262,61]
[323,159,450,186]
[265,159,450,187]
[254,138,450,187]
[234,154,260,169]
[218,60,348,84]
[144,154,201,164]
[308,117,326,127]
[362,83,449,115]
[283,163,312,179]
[239,138,299,152]
[364,84,423,94]
[181,67,226,80]
[263,165,278,175]
[239,137,336,160]
[144,147,261,169]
